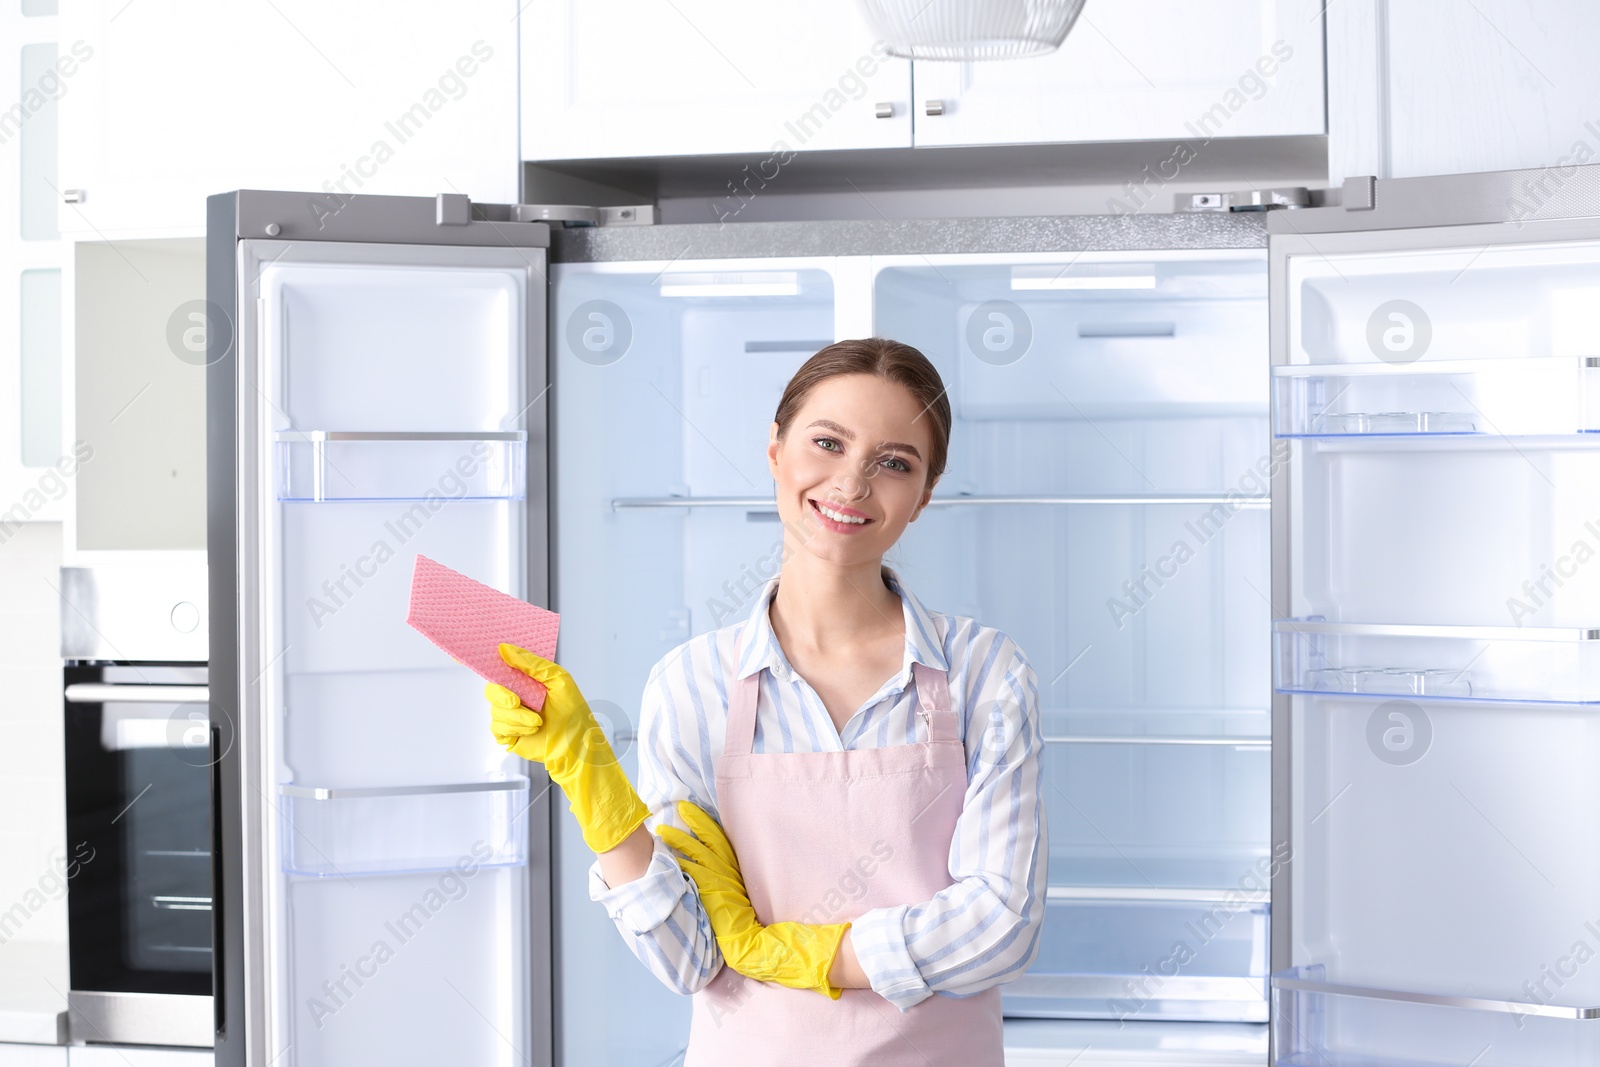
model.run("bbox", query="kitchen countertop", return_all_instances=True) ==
[0,942,68,1044]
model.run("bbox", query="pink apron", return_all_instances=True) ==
[684,631,1005,1066]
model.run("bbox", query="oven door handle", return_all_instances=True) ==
[65,683,210,704]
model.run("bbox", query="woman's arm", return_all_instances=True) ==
[596,823,655,885]
[848,629,1049,1011]
[586,648,726,996]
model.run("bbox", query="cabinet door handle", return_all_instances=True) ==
[874,101,894,119]
[62,189,85,204]
[924,100,946,117]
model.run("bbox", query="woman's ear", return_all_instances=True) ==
[767,422,782,479]
[913,473,940,520]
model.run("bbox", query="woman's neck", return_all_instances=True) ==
[769,555,903,657]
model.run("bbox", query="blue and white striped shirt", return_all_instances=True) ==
[587,564,1049,1012]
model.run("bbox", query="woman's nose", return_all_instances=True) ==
[833,470,869,500]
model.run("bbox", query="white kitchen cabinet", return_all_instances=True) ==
[57,0,519,238]
[520,0,913,160]
[0,2,68,530]
[62,237,206,561]
[0,1045,66,1067]
[911,0,1325,148]
[1328,0,1600,182]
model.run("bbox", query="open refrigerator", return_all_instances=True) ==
[207,167,1600,1067]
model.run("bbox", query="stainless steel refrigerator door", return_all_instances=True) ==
[1268,167,1600,1064]
[208,192,552,1067]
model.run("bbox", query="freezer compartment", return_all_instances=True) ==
[1290,693,1600,1005]
[1004,895,1268,1023]
[874,255,1268,421]
[1272,966,1600,1066]
[1272,357,1600,438]
[1286,236,1600,367]
[278,779,529,876]
[1287,438,1600,627]
[277,431,526,501]
[1275,621,1600,704]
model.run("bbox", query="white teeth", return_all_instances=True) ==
[815,501,866,525]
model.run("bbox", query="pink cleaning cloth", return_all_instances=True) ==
[405,554,561,711]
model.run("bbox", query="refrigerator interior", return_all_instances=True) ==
[551,261,839,1066]
[256,249,534,1066]
[1276,231,1600,1062]
[550,249,1273,1064]
[875,254,1272,1027]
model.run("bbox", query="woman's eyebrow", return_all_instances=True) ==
[806,418,923,461]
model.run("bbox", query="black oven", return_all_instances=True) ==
[60,566,215,1048]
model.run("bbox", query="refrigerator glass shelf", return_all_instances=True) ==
[1275,619,1600,704]
[1041,709,1270,748]
[1003,897,1269,1023]
[276,430,526,502]
[1271,965,1600,1065]
[1272,356,1600,438]
[610,492,1272,509]
[278,778,529,877]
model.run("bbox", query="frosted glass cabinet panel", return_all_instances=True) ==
[875,253,1272,1022]
[551,260,838,1066]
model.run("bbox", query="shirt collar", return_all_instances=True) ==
[734,564,949,681]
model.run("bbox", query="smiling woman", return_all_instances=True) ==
[488,337,1047,1067]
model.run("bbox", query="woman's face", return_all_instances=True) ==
[768,373,939,567]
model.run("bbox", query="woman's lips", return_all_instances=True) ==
[809,497,874,533]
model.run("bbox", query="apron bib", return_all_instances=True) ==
[684,631,1004,1066]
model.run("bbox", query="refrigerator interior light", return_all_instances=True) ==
[659,271,801,298]
[1010,265,1158,291]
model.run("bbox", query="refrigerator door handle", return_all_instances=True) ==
[209,723,225,1039]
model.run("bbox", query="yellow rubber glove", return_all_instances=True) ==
[657,799,849,1000]
[487,643,648,854]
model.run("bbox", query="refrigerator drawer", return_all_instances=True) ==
[1272,357,1600,438]
[1272,966,1600,1066]
[1275,620,1600,704]
[1005,895,1268,1023]
[278,779,529,876]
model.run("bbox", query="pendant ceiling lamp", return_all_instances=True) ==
[856,0,1088,60]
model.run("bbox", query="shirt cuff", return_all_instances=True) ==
[850,904,933,1011]
[587,834,692,936]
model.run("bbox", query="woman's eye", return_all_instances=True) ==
[814,436,841,453]
[881,456,909,473]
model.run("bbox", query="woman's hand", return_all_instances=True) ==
[658,799,850,1000]
[487,643,648,855]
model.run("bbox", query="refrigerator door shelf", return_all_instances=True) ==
[1271,966,1600,1066]
[276,431,527,502]
[1273,357,1600,438]
[1275,619,1600,705]
[277,778,530,877]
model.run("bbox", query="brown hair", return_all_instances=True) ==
[771,337,952,487]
